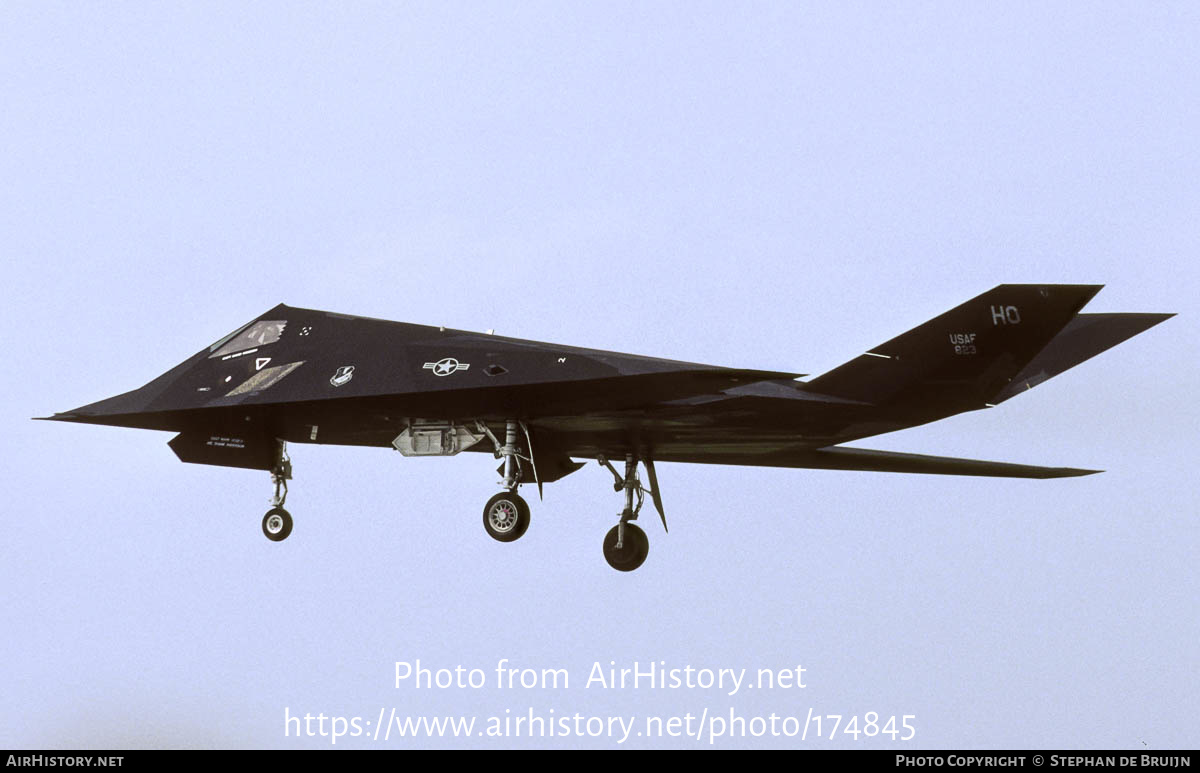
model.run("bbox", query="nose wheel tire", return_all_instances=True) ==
[262,507,293,542]
[603,523,649,571]
[483,491,530,542]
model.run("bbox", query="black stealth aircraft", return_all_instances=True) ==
[40,285,1171,571]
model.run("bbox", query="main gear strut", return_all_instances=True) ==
[478,419,531,542]
[597,453,666,572]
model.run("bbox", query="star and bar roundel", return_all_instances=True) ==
[423,357,470,376]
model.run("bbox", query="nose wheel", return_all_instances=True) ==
[262,507,293,541]
[261,439,294,542]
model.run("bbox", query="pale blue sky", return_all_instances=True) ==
[2,1,1197,749]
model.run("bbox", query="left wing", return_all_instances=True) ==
[671,444,1101,479]
[527,415,1099,479]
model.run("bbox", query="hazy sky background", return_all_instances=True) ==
[2,1,1197,749]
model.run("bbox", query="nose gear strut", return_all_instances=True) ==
[261,439,293,542]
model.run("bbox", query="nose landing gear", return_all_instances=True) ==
[261,440,293,542]
[262,506,292,541]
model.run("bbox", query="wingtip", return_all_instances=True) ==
[1061,467,1104,477]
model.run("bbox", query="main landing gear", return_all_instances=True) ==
[483,491,529,542]
[473,418,666,571]
[479,419,531,543]
[262,440,293,542]
[597,454,666,572]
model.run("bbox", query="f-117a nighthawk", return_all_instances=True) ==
[39,285,1170,571]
